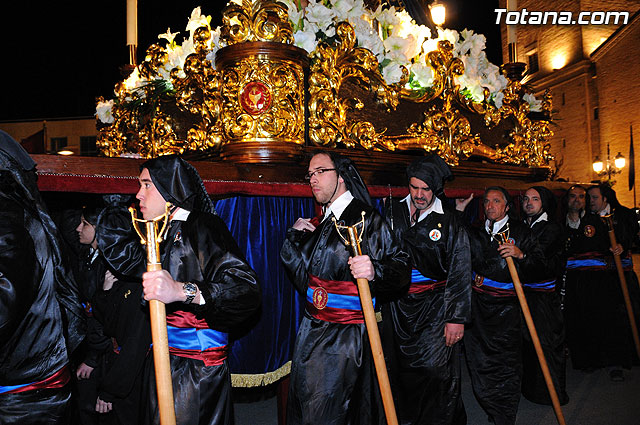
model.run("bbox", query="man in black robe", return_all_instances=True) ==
[280,151,410,425]
[97,155,261,425]
[458,186,544,425]
[520,186,569,405]
[381,155,470,425]
[564,184,640,380]
[0,130,85,423]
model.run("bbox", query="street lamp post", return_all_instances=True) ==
[593,143,626,184]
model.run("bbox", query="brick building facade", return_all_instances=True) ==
[498,0,640,206]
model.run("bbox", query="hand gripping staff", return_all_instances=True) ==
[333,212,399,425]
[495,226,566,425]
[130,204,177,425]
[601,213,640,359]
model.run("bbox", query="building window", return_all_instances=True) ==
[50,137,67,153]
[80,136,98,156]
[527,52,539,74]
[594,107,599,120]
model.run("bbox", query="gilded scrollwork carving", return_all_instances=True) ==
[308,21,407,149]
[221,0,293,45]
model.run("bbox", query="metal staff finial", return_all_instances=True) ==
[493,223,510,244]
[333,211,366,249]
[129,203,171,267]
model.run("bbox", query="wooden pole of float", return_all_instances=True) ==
[496,229,566,425]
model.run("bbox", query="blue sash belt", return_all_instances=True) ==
[166,326,228,351]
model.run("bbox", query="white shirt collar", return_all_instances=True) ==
[170,207,191,222]
[485,214,509,235]
[402,195,443,223]
[527,211,548,227]
[598,203,611,216]
[324,191,354,220]
[566,210,585,229]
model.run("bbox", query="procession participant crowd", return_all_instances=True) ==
[3,145,640,425]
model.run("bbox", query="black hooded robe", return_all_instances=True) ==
[0,132,85,424]
[520,216,569,405]
[280,196,410,425]
[97,156,261,425]
[381,198,471,425]
[465,218,544,425]
[564,208,640,370]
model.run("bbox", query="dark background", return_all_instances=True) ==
[0,0,501,121]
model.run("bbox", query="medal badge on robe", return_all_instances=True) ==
[429,229,441,241]
[584,225,595,237]
[312,287,328,310]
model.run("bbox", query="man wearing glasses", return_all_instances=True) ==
[280,151,409,425]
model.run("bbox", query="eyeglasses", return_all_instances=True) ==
[304,168,336,181]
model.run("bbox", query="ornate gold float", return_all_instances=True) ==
[96,0,553,171]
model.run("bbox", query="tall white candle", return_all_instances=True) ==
[507,0,517,44]
[127,0,137,46]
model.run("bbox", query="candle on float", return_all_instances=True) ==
[127,0,137,46]
[507,0,517,44]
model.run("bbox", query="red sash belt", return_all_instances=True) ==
[306,274,369,324]
[0,365,70,395]
[166,311,228,366]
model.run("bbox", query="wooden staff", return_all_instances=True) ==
[130,206,176,425]
[334,213,399,425]
[496,231,566,425]
[601,213,640,359]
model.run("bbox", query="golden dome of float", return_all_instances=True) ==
[95,0,554,170]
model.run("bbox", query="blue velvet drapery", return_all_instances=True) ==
[215,196,314,381]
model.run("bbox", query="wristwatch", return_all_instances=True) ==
[182,282,198,304]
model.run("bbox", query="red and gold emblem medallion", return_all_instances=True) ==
[312,287,328,310]
[240,81,272,115]
[584,225,595,237]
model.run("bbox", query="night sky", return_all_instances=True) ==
[0,0,500,121]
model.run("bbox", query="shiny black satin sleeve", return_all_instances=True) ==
[0,200,39,339]
[280,227,316,295]
[182,213,261,331]
[613,206,639,251]
[444,217,472,323]
[96,206,146,279]
[470,218,546,283]
[280,199,410,296]
[531,220,566,279]
[360,205,411,295]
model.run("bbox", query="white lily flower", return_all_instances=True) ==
[294,29,319,53]
[158,28,179,45]
[523,93,543,112]
[305,2,336,34]
[410,61,434,88]
[186,7,211,36]
[96,99,115,124]
[381,60,404,84]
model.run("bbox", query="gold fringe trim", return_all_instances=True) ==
[231,361,291,388]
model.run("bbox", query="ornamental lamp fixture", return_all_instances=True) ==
[429,0,446,27]
[592,143,625,183]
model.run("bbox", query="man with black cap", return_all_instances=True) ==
[0,130,86,423]
[280,151,410,425]
[381,154,471,425]
[457,186,544,425]
[520,186,569,406]
[97,155,261,425]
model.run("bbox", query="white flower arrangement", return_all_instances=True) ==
[97,2,540,123]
